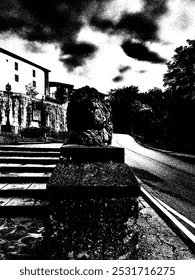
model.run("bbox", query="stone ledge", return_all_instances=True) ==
[60,144,124,163]
[47,162,140,198]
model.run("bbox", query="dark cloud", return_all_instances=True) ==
[112,75,123,82]
[121,40,166,64]
[90,0,169,42]
[90,16,114,33]
[137,69,147,74]
[0,0,169,69]
[90,12,159,41]
[143,0,168,19]
[60,41,98,71]
[118,65,131,73]
[116,13,158,41]
[0,0,111,70]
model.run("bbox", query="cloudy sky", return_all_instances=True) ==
[0,0,195,93]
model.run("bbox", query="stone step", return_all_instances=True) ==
[0,172,51,183]
[0,196,48,217]
[17,138,40,142]
[0,164,55,173]
[0,145,60,152]
[0,156,59,164]
[0,146,58,216]
[17,141,43,145]
[0,182,47,198]
[0,150,60,157]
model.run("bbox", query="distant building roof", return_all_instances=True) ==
[49,81,74,89]
[0,47,51,72]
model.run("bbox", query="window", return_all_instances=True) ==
[33,80,36,87]
[33,69,36,77]
[15,74,19,82]
[15,62,18,70]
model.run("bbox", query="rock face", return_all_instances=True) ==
[66,86,113,146]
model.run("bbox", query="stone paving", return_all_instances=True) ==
[138,197,195,260]
[0,197,194,260]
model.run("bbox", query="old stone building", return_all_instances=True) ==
[0,47,73,134]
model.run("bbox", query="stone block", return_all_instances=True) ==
[47,161,140,198]
[60,144,125,163]
[47,160,140,259]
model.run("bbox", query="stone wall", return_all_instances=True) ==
[0,91,68,134]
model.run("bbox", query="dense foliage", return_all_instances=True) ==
[20,126,68,141]
[163,40,195,99]
[55,87,69,104]
[163,40,195,146]
[109,86,164,141]
[109,39,195,149]
[109,86,140,134]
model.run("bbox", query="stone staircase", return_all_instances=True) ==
[0,145,60,216]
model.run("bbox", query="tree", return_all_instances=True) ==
[143,88,166,116]
[109,86,140,134]
[163,40,195,145]
[25,83,39,98]
[163,39,195,99]
[55,87,68,104]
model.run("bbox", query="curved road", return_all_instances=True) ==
[112,134,195,229]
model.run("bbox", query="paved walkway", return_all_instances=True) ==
[138,197,195,259]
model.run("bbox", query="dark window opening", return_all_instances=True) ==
[15,74,19,82]
[33,69,36,77]
[33,80,36,87]
[15,62,18,70]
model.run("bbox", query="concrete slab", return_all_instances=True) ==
[0,197,12,206]
[0,164,21,167]
[0,183,7,189]
[20,164,45,167]
[17,173,50,177]
[2,183,31,190]
[28,183,47,190]
[0,173,19,177]
[6,198,35,206]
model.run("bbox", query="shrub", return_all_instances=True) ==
[0,133,18,144]
[20,127,69,142]
[20,126,58,139]
[20,127,41,138]
[57,131,69,141]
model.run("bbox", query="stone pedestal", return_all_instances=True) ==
[60,144,125,163]
[47,145,140,259]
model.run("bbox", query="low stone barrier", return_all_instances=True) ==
[47,145,140,260]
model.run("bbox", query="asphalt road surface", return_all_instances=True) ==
[112,134,195,230]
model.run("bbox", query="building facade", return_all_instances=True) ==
[49,82,74,100]
[0,47,73,134]
[0,47,50,98]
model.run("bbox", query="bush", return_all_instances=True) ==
[57,131,69,141]
[20,126,58,139]
[20,127,41,138]
[0,133,18,144]
[20,126,68,141]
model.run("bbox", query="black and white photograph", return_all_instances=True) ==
[0,0,195,278]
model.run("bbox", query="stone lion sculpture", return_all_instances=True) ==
[66,86,113,146]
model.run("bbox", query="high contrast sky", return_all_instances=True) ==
[0,0,195,93]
